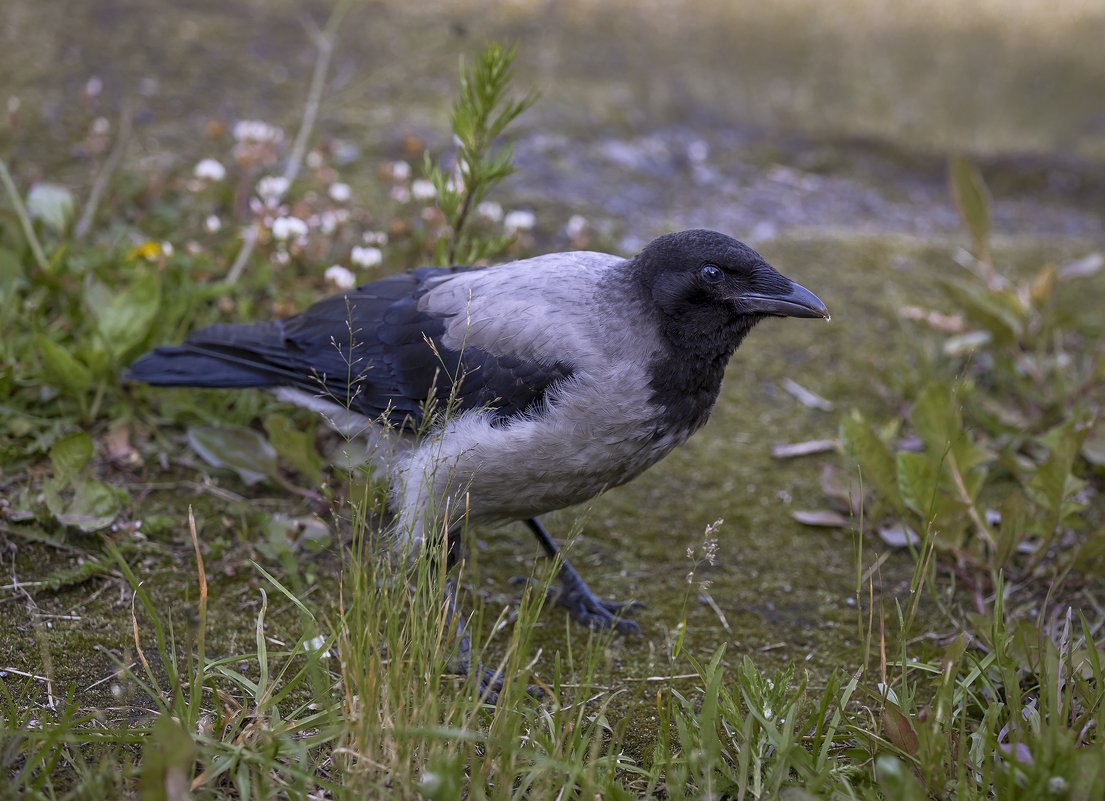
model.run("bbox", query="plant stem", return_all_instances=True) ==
[0,158,50,273]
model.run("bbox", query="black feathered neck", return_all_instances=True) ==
[646,306,762,435]
[627,229,773,435]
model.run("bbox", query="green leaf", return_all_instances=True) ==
[949,156,991,264]
[43,433,125,532]
[0,246,25,303]
[91,272,162,361]
[840,412,902,511]
[896,451,938,517]
[51,478,122,532]
[263,414,323,485]
[26,182,75,236]
[910,382,958,454]
[49,431,94,480]
[139,714,196,801]
[36,335,94,394]
[994,492,1027,567]
[936,276,1023,345]
[187,424,279,486]
[1028,423,1088,526]
[876,755,928,801]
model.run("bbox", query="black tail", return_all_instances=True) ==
[126,321,291,388]
[125,346,283,388]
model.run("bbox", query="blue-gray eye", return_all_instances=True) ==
[700,263,723,284]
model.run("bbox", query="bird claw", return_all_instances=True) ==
[510,573,643,634]
[557,589,643,635]
[446,580,543,704]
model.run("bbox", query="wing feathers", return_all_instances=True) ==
[128,266,574,430]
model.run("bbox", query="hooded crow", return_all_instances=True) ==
[128,229,828,635]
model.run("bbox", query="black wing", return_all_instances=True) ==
[127,267,572,431]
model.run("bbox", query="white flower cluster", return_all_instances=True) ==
[504,209,535,234]
[351,246,383,269]
[232,120,284,145]
[325,265,357,289]
[193,158,226,182]
[271,216,308,244]
[256,175,290,206]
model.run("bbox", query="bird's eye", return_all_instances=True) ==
[700,263,723,284]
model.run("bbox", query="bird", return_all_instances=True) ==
[128,229,829,640]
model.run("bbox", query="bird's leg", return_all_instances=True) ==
[524,517,642,635]
[441,577,505,703]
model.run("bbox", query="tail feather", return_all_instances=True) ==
[126,346,282,388]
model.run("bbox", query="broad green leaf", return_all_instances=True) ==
[896,451,938,517]
[263,414,323,485]
[951,435,992,478]
[26,182,75,235]
[994,492,1027,568]
[936,276,1022,345]
[949,156,991,264]
[53,478,122,532]
[139,714,196,801]
[1029,423,1088,524]
[36,335,94,394]
[92,272,161,361]
[876,755,928,801]
[49,431,93,480]
[840,412,902,511]
[910,382,958,455]
[187,424,279,486]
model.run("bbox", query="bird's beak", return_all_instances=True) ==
[741,280,830,320]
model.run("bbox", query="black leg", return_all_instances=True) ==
[442,578,505,703]
[524,517,642,635]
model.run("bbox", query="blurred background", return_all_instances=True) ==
[4,0,1105,249]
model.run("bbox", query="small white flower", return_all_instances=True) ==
[233,119,284,144]
[160,241,174,257]
[351,245,383,269]
[306,150,324,169]
[256,175,290,204]
[504,209,536,234]
[85,76,103,98]
[363,230,389,246]
[91,116,110,135]
[411,178,437,201]
[193,158,226,182]
[566,214,588,238]
[390,185,411,203]
[328,182,352,203]
[390,160,412,181]
[271,215,308,242]
[477,201,503,223]
[325,265,356,289]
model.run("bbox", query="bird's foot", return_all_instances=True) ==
[443,579,540,703]
[551,562,643,635]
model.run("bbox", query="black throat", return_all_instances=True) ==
[647,308,761,435]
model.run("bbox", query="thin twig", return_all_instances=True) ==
[225,1,348,284]
[0,158,49,272]
[74,101,133,240]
